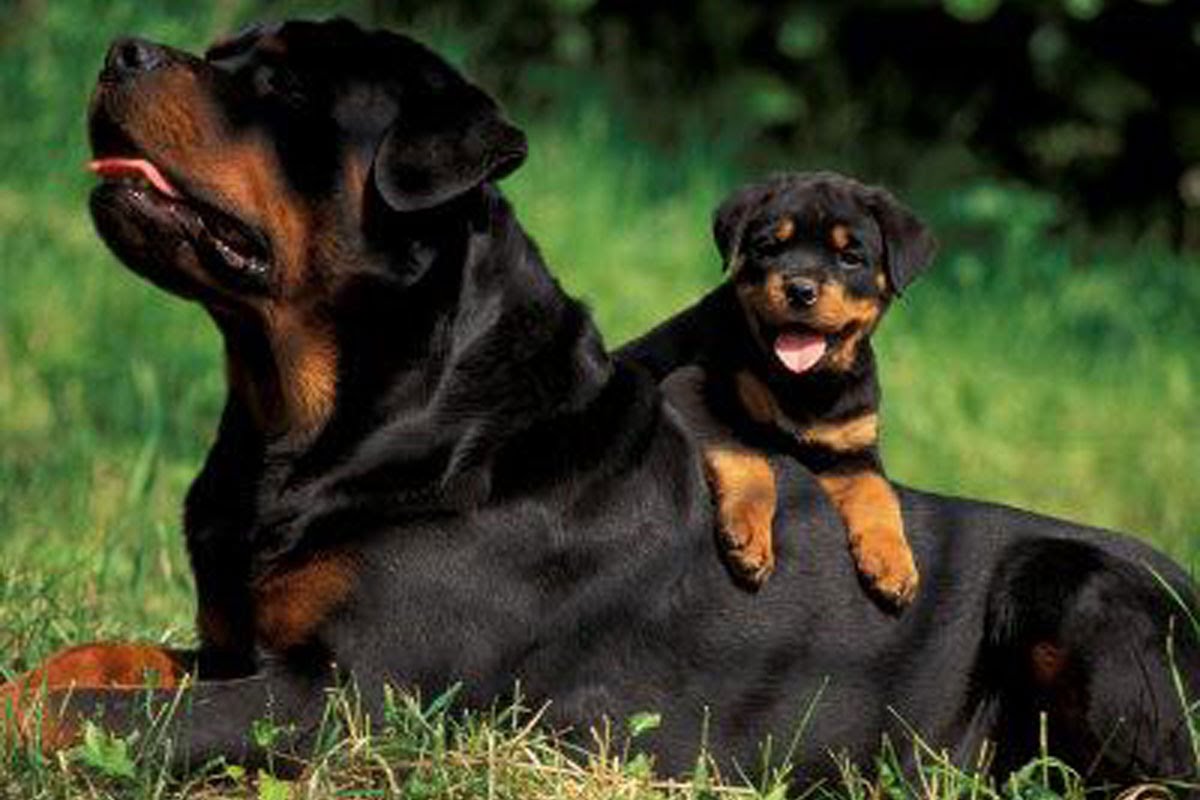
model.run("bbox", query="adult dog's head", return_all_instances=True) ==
[713,172,936,375]
[87,19,528,435]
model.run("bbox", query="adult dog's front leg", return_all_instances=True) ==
[5,666,330,775]
[2,643,194,745]
[3,643,194,693]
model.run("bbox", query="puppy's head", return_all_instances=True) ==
[713,172,936,375]
[86,19,526,432]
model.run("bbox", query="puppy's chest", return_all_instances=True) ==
[731,370,879,457]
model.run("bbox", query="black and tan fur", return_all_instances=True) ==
[2,22,1197,794]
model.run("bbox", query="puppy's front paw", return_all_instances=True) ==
[718,499,776,587]
[851,529,919,607]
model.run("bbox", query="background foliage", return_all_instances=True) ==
[0,0,1197,796]
[371,0,1200,246]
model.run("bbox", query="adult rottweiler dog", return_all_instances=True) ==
[652,173,931,604]
[2,19,1197,793]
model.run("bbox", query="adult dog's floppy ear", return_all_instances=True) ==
[867,188,937,295]
[372,84,527,213]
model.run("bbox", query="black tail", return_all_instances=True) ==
[976,538,1200,789]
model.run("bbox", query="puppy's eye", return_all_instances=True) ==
[748,235,786,258]
[836,250,865,269]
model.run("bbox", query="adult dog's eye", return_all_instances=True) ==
[253,65,304,104]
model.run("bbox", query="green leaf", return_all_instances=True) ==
[424,683,462,718]
[761,784,790,800]
[626,710,662,739]
[257,770,293,800]
[251,718,281,749]
[77,722,136,781]
[625,751,654,779]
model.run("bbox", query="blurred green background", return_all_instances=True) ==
[0,0,1197,668]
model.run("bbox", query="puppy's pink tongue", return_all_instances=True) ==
[774,333,826,374]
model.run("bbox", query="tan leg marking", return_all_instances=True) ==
[704,447,778,585]
[817,471,918,606]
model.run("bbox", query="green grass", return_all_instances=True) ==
[1,1,1198,797]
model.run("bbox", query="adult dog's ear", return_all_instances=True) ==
[867,189,937,295]
[713,183,769,270]
[372,84,527,213]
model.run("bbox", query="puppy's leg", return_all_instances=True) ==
[817,471,918,606]
[661,366,777,585]
[704,447,777,585]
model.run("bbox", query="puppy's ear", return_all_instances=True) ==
[867,189,937,294]
[712,184,768,270]
[372,84,527,213]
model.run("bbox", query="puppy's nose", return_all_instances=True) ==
[784,278,819,309]
[105,38,167,79]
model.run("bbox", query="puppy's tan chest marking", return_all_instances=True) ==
[798,413,878,452]
[735,371,878,453]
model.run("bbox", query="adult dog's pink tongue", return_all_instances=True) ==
[88,158,179,198]
[774,333,826,374]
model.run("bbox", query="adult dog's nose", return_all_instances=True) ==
[104,38,167,79]
[784,278,819,309]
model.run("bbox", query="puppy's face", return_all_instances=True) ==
[714,173,936,375]
[87,19,525,311]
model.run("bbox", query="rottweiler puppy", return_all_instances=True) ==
[2,19,1197,794]
[659,173,935,605]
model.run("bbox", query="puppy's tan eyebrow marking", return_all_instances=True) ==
[774,216,796,242]
[829,223,851,250]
